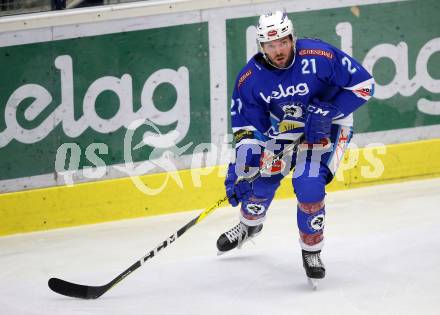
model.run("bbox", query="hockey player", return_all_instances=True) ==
[216,11,374,287]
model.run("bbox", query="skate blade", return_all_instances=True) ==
[217,236,259,256]
[307,277,320,290]
[217,233,263,256]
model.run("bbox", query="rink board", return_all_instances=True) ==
[1,0,440,194]
[0,0,439,236]
[1,138,440,236]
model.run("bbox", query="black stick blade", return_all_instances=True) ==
[48,278,107,299]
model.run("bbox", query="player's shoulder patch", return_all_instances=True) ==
[237,68,253,88]
[236,53,269,89]
[349,78,375,100]
[298,48,334,59]
[297,38,334,60]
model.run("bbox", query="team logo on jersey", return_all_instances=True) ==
[299,49,334,59]
[282,103,303,118]
[260,83,309,104]
[238,69,252,88]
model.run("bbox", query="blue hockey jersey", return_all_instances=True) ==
[231,38,374,151]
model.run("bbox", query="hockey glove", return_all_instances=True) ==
[304,98,339,144]
[225,163,252,207]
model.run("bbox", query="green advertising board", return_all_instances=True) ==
[0,23,210,182]
[0,0,439,190]
[227,0,440,133]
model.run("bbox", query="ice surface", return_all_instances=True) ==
[1,178,439,315]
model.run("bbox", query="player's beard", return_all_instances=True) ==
[271,51,294,68]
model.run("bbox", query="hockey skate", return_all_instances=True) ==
[216,222,263,255]
[302,250,325,290]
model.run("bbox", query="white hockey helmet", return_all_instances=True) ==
[256,11,296,46]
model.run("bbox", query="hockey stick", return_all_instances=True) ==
[48,140,299,299]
